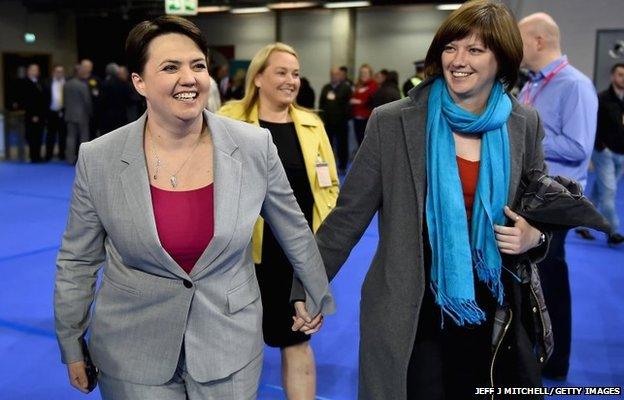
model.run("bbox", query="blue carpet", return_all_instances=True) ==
[0,160,622,399]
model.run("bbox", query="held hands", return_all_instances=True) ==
[494,206,543,255]
[67,361,90,393]
[291,301,323,335]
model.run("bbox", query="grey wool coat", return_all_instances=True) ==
[314,79,547,400]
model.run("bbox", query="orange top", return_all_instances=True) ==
[456,156,480,221]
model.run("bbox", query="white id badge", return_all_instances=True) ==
[327,91,336,100]
[316,161,332,188]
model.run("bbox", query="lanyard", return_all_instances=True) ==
[522,61,569,106]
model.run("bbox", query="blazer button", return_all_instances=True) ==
[183,280,193,288]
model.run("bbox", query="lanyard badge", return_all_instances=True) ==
[315,156,332,188]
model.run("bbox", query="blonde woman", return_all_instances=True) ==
[219,43,339,399]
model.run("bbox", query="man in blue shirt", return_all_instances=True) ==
[518,12,598,381]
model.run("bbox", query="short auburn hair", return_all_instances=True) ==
[125,15,208,75]
[424,0,523,90]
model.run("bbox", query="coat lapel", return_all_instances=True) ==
[402,84,431,209]
[290,107,321,186]
[190,111,241,278]
[119,113,188,278]
[507,106,527,206]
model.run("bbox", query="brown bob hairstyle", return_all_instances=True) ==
[424,0,523,90]
[125,15,208,75]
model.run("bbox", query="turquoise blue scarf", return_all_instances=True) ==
[426,78,511,326]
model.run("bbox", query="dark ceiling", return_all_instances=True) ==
[22,0,458,17]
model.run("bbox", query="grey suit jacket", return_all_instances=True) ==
[63,77,92,124]
[54,111,335,385]
[313,79,547,400]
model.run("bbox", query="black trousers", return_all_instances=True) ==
[25,117,44,162]
[45,111,66,160]
[537,229,571,378]
[325,121,349,170]
[353,118,368,146]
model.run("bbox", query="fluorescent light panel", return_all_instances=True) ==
[324,1,370,8]
[197,6,231,13]
[436,4,462,10]
[269,2,318,9]
[230,6,271,14]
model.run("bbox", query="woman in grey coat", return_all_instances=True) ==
[298,1,550,398]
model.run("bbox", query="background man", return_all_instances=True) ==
[19,63,47,163]
[518,12,598,381]
[319,66,352,174]
[63,64,93,164]
[44,65,66,161]
[588,63,624,245]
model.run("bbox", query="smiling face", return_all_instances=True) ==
[441,33,499,112]
[132,33,210,125]
[254,50,300,109]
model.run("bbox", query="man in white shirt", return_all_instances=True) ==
[45,65,66,160]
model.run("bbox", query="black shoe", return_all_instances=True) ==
[575,228,595,240]
[607,233,624,246]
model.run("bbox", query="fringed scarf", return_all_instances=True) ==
[426,77,511,325]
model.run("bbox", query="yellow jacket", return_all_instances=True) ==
[218,101,339,263]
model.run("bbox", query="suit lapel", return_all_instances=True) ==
[119,113,188,278]
[191,111,241,278]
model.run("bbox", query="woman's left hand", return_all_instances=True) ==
[494,206,542,255]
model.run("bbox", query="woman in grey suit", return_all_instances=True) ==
[296,1,549,398]
[54,16,334,399]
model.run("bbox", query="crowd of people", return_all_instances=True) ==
[12,59,145,164]
[2,0,620,399]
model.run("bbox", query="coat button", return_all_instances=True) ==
[183,280,193,288]
[539,356,544,363]
[532,307,538,313]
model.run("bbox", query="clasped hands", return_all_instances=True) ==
[291,301,323,335]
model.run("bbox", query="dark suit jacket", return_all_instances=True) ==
[19,78,47,119]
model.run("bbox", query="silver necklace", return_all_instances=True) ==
[148,127,203,188]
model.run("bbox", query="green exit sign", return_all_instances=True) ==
[165,0,198,15]
[24,33,36,43]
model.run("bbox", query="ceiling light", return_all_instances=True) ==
[269,2,318,9]
[197,6,231,13]
[230,6,271,14]
[436,4,463,11]
[324,1,370,9]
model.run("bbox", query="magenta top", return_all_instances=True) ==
[150,184,214,274]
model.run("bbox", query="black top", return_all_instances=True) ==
[596,85,624,154]
[258,119,314,242]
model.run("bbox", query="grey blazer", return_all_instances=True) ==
[54,111,335,385]
[314,79,547,400]
[63,77,92,124]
